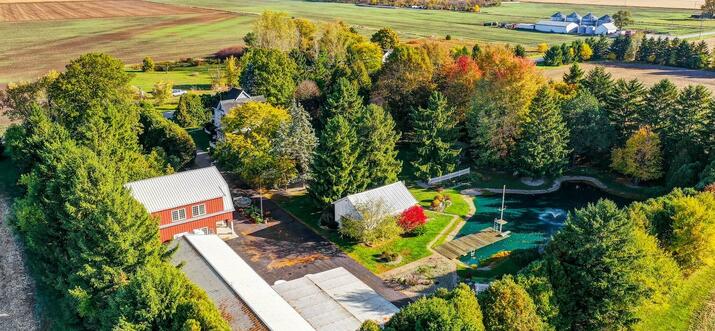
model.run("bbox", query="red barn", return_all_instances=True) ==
[125,166,235,242]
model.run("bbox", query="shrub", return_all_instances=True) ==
[141,56,155,72]
[214,46,247,61]
[139,110,196,170]
[378,250,400,262]
[359,320,381,331]
[339,200,403,245]
[445,34,452,40]
[398,205,428,232]
[152,81,172,106]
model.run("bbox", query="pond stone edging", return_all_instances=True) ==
[460,175,640,199]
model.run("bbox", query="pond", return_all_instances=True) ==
[458,182,634,266]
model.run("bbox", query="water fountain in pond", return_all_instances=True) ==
[538,208,567,226]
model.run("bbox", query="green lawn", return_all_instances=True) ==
[410,188,471,216]
[127,65,218,92]
[635,266,715,331]
[273,192,455,274]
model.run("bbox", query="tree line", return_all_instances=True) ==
[542,35,713,71]
[0,54,229,330]
[317,0,501,12]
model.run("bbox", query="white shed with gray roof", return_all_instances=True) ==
[333,181,417,225]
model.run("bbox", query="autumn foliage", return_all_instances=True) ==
[398,205,428,232]
[439,55,483,120]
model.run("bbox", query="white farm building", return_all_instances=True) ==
[333,182,417,225]
[534,20,579,34]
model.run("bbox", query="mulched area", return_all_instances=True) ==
[225,198,410,307]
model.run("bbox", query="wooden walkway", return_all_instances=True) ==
[433,228,509,260]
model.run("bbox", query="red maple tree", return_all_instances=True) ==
[398,205,428,232]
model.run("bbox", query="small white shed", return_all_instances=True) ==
[534,20,579,34]
[333,182,417,225]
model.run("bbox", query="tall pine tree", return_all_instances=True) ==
[308,115,366,208]
[582,66,614,104]
[514,86,570,177]
[642,79,679,134]
[411,92,461,180]
[666,85,711,152]
[562,63,584,86]
[605,78,645,142]
[354,104,402,187]
[323,77,363,122]
[274,100,318,183]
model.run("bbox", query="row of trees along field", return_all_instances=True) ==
[543,35,713,70]
[320,0,501,12]
[212,11,715,210]
[0,54,229,329]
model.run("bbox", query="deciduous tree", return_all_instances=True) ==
[252,11,298,52]
[174,93,210,127]
[240,48,298,105]
[371,27,399,50]
[480,275,542,331]
[611,127,663,182]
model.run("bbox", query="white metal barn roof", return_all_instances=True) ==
[272,267,399,331]
[182,235,315,331]
[535,20,579,28]
[124,166,234,213]
[333,181,417,222]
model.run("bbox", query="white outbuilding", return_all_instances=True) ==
[333,182,417,225]
[534,20,579,34]
[595,22,618,35]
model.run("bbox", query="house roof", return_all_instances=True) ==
[335,182,417,216]
[566,12,581,19]
[218,95,268,113]
[551,11,565,18]
[272,267,399,331]
[125,166,233,213]
[179,235,315,331]
[221,87,250,101]
[536,20,579,28]
[173,236,269,331]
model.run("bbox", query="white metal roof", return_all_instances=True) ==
[536,20,579,28]
[336,182,417,216]
[273,267,399,330]
[183,235,315,331]
[125,166,233,213]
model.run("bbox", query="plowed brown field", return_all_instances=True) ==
[0,0,210,22]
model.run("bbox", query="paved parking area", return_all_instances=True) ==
[224,198,410,307]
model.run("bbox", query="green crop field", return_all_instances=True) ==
[2,0,713,84]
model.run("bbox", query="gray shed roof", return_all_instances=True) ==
[551,11,565,18]
[273,267,399,330]
[125,166,233,213]
[173,236,268,331]
[566,12,582,19]
[583,12,598,20]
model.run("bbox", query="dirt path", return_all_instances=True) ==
[461,175,642,199]
[0,197,39,331]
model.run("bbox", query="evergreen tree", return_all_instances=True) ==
[514,44,526,58]
[642,79,679,134]
[543,46,563,66]
[605,78,646,142]
[665,85,711,152]
[308,115,366,208]
[354,104,402,187]
[174,93,210,127]
[323,77,363,122]
[480,276,542,331]
[546,200,649,330]
[562,63,584,86]
[513,86,569,177]
[411,92,461,180]
[561,90,615,163]
[581,66,614,104]
[274,100,318,183]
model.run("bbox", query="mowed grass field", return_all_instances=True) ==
[2,0,714,84]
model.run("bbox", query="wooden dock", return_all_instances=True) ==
[433,228,509,260]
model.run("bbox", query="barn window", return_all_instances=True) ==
[171,208,187,222]
[192,204,206,217]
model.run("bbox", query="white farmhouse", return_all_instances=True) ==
[535,20,579,34]
[333,182,417,225]
[213,87,266,140]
